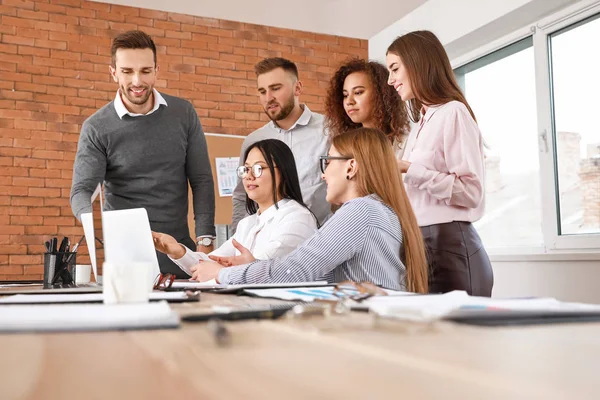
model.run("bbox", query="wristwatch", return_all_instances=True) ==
[197,236,215,247]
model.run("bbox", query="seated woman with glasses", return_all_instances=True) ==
[152,139,319,277]
[191,128,429,293]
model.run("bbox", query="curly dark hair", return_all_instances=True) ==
[324,58,410,145]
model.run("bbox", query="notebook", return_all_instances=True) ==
[0,301,180,332]
[0,291,199,304]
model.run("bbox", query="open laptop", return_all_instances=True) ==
[81,183,160,290]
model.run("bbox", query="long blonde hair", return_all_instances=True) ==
[332,128,428,293]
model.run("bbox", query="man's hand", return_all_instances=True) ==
[208,239,256,267]
[190,261,224,283]
[152,231,186,259]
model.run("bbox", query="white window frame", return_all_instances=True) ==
[452,0,600,255]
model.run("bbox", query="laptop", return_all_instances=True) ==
[81,183,160,290]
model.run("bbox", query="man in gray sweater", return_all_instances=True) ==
[70,30,215,278]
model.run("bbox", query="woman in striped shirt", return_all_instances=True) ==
[192,128,429,293]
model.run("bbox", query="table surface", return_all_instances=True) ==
[0,291,599,400]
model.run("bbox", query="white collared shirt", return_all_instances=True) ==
[113,88,168,119]
[171,199,318,276]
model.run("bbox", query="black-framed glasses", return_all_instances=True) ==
[319,156,352,174]
[236,164,274,179]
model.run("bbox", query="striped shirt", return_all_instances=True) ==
[218,195,406,290]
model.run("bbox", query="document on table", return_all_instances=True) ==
[0,301,180,332]
[0,291,196,304]
[367,290,600,323]
[170,280,330,293]
[242,286,409,302]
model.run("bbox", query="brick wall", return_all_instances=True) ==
[0,0,368,280]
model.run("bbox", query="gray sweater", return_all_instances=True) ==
[70,93,215,238]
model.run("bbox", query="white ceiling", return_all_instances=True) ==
[97,0,430,39]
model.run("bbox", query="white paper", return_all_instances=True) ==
[0,292,192,304]
[367,291,600,322]
[243,285,404,302]
[171,280,330,292]
[0,301,179,332]
[215,157,239,197]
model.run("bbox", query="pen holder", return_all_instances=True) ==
[43,252,76,289]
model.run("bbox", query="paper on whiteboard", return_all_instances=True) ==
[216,157,239,197]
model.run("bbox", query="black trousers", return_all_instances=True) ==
[152,223,196,279]
[421,221,494,297]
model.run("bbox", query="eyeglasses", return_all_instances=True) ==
[236,164,275,179]
[153,273,175,291]
[319,156,352,174]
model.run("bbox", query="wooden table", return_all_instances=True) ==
[0,292,598,399]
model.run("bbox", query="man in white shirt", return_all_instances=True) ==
[231,58,331,232]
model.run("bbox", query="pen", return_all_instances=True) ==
[207,318,231,347]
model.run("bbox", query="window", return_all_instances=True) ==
[453,3,600,252]
[548,13,600,236]
[455,38,543,248]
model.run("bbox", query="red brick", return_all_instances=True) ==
[15,119,46,130]
[44,216,75,226]
[17,64,49,75]
[139,9,166,19]
[11,196,43,206]
[32,93,64,104]
[14,157,46,168]
[35,2,67,14]
[28,207,61,216]
[48,86,79,97]
[25,225,58,235]
[65,7,95,18]
[33,56,64,67]
[11,215,43,225]
[12,138,45,149]
[0,266,24,274]
[35,39,68,50]
[0,205,27,216]
[1,16,35,29]
[0,147,31,158]
[3,35,35,46]
[18,45,50,57]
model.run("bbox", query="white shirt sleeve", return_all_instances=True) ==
[168,246,209,276]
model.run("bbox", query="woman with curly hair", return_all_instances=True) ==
[324,57,411,156]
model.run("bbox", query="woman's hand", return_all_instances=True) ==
[152,231,186,259]
[208,239,256,266]
[397,159,411,174]
[190,261,225,283]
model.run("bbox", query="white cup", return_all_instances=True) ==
[75,264,92,285]
[102,261,153,305]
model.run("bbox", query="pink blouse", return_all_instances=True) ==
[401,101,485,227]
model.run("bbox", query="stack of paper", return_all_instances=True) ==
[0,301,180,332]
[367,291,600,323]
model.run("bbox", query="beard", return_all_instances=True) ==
[121,84,153,106]
[264,94,295,121]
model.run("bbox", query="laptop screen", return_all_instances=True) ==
[90,183,105,283]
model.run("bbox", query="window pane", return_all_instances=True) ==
[550,14,600,236]
[455,38,543,248]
